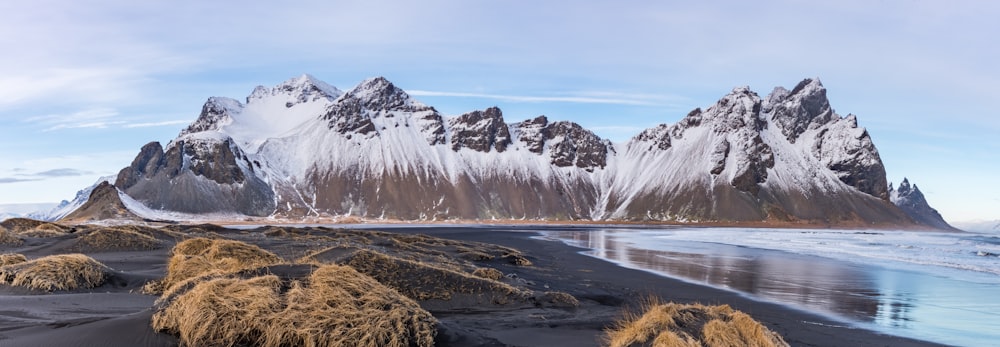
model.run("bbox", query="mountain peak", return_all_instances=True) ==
[179,97,243,137]
[789,77,824,96]
[353,76,396,93]
[891,178,956,230]
[249,73,342,105]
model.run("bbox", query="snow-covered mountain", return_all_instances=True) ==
[26,176,114,221]
[954,220,1000,233]
[888,178,957,230]
[102,74,943,226]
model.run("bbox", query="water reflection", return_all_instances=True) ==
[544,228,1000,346]
[551,229,884,321]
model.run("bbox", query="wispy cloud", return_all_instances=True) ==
[123,120,190,128]
[25,108,124,131]
[408,90,676,106]
[0,177,39,184]
[33,168,93,177]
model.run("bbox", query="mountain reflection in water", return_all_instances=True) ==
[547,229,885,322]
[540,227,1000,347]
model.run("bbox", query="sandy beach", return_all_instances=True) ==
[0,223,947,347]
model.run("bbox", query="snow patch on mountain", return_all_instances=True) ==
[27,176,115,221]
[100,74,942,226]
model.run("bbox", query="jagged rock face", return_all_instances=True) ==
[766,79,836,143]
[59,182,139,223]
[891,179,956,230]
[449,107,512,152]
[322,77,446,145]
[512,116,612,171]
[115,137,275,216]
[608,82,906,225]
[99,74,940,227]
[179,97,242,137]
[765,79,888,200]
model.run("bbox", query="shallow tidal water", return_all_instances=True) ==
[540,227,1000,347]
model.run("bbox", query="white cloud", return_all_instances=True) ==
[124,120,191,128]
[408,90,676,106]
[25,108,123,131]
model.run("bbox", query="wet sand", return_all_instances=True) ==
[0,224,947,347]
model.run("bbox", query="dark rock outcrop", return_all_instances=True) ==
[115,136,274,216]
[890,179,957,230]
[765,78,888,200]
[59,182,140,223]
[90,75,947,228]
[512,116,612,171]
[450,107,512,153]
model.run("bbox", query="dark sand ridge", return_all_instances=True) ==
[0,223,947,347]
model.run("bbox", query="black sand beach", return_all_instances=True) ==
[0,224,948,347]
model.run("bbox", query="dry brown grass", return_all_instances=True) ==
[0,218,46,233]
[0,254,109,291]
[149,238,282,294]
[153,264,436,347]
[605,300,789,347]
[18,223,69,238]
[0,253,27,266]
[71,226,162,252]
[342,249,530,303]
[505,252,533,266]
[0,227,23,246]
[472,267,504,280]
[541,291,581,308]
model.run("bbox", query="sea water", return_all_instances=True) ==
[541,227,1000,347]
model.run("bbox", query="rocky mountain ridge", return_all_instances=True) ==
[889,178,957,230]
[58,75,951,228]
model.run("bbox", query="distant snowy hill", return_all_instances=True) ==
[27,176,114,221]
[91,74,948,227]
[954,220,1000,233]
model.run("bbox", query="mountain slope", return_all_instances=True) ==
[28,176,114,221]
[890,178,957,230]
[59,182,142,223]
[107,75,944,227]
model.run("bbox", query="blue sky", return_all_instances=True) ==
[0,1,997,223]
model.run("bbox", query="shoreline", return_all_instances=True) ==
[0,224,951,346]
[185,216,958,232]
[407,226,949,347]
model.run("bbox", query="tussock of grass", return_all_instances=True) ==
[0,218,46,233]
[541,291,580,308]
[0,227,23,246]
[342,249,530,303]
[71,227,162,252]
[505,253,533,266]
[153,264,436,347]
[0,254,109,291]
[149,238,282,294]
[472,267,504,280]
[18,223,69,238]
[605,300,789,347]
[0,253,27,266]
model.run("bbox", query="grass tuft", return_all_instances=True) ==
[71,226,162,252]
[0,253,27,266]
[541,291,580,308]
[342,249,530,303]
[0,227,23,246]
[18,223,69,238]
[153,264,436,347]
[0,254,109,291]
[472,267,504,280]
[605,299,789,347]
[149,238,282,294]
